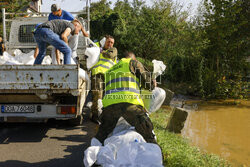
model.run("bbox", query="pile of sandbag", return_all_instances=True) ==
[0,49,52,65]
[84,118,163,167]
[85,45,100,70]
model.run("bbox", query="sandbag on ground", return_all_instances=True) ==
[84,118,163,167]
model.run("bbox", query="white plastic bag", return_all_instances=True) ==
[42,55,52,65]
[97,99,103,116]
[84,146,101,167]
[99,37,106,48]
[79,68,91,90]
[85,47,100,70]
[84,129,163,167]
[0,52,21,65]
[14,50,35,64]
[152,60,166,79]
[111,117,133,136]
[149,87,166,113]
[114,142,163,167]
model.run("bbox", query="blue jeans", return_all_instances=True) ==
[34,28,71,64]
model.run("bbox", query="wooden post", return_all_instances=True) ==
[166,107,188,133]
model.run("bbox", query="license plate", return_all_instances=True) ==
[1,105,35,113]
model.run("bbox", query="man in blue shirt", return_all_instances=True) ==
[49,4,74,21]
[48,4,88,64]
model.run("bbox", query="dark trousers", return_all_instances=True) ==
[91,73,105,117]
[95,103,157,144]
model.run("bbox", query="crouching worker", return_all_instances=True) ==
[94,51,158,144]
[33,19,82,64]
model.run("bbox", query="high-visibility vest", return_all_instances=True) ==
[91,42,117,75]
[102,58,144,108]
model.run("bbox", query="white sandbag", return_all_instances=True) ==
[13,49,23,57]
[96,130,146,166]
[84,146,102,167]
[84,129,163,167]
[0,55,7,65]
[111,117,133,136]
[1,60,21,65]
[99,37,106,48]
[96,144,116,165]
[114,142,163,167]
[97,99,103,116]
[85,47,100,70]
[0,52,21,65]
[104,130,146,152]
[79,68,91,91]
[152,59,166,79]
[42,55,52,65]
[15,50,35,64]
[91,137,102,147]
[25,58,35,65]
[79,68,89,80]
[149,87,166,113]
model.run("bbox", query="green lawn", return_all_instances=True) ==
[150,107,231,167]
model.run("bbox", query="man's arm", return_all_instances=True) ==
[2,43,5,52]
[130,60,156,90]
[34,46,39,58]
[61,28,72,45]
[81,27,89,37]
[73,19,89,37]
[55,49,61,64]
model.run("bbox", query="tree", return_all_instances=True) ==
[200,0,249,98]
[0,0,30,36]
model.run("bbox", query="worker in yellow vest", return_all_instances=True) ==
[91,35,117,123]
[94,51,157,144]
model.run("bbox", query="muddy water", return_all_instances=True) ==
[181,100,250,166]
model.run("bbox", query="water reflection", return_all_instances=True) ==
[180,100,250,166]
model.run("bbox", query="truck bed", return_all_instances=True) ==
[0,65,84,94]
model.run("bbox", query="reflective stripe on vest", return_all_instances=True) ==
[91,42,116,75]
[105,77,140,88]
[102,58,144,108]
[92,64,110,70]
[104,87,140,96]
[99,58,115,65]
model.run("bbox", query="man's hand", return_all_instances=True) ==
[153,79,157,88]
[81,27,89,37]
[76,18,89,37]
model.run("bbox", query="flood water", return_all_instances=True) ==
[180,100,250,166]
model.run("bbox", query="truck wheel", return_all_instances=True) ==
[69,115,83,126]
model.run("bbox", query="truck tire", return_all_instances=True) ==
[69,115,83,126]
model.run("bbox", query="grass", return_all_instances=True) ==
[150,106,231,167]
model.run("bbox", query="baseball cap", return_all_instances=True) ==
[51,4,61,12]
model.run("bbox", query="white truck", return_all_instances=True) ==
[0,7,91,125]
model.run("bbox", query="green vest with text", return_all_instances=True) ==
[91,42,117,75]
[102,58,144,108]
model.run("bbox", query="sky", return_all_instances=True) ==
[41,0,201,14]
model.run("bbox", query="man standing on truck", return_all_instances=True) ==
[49,4,88,64]
[94,51,158,144]
[33,19,82,64]
[90,35,117,123]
